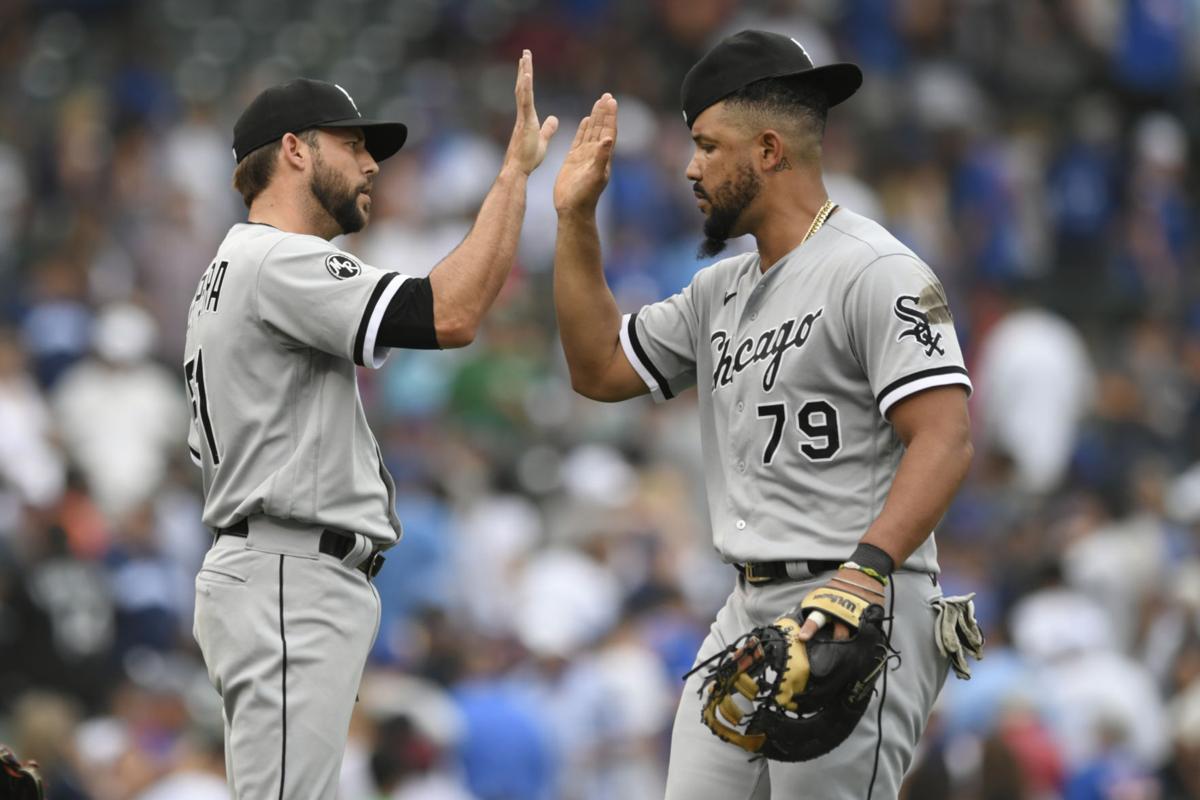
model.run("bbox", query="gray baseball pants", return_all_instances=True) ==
[193,517,381,799]
[665,569,949,800]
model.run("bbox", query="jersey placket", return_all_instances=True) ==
[721,261,776,546]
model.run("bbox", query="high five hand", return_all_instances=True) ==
[553,93,618,215]
[506,50,559,175]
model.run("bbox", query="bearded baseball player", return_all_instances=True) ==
[184,53,557,799]
[554,31,982,799]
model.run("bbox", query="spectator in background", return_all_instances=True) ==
[369,714,476,800]
[975,295,1096,494]
[52,303,186,522]
[0,328,64,511]
[133,726,227,800]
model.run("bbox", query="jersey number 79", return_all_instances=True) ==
[756,400,841,464]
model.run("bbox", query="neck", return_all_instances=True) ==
[248,186,338,240]
[752,169,830,271]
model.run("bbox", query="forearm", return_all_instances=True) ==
[428,167,528,347]
[859,428,973,567]
[553,211,624,396]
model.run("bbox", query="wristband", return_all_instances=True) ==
[841,543,895,586]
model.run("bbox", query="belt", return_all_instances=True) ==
[736,559,843,584]
[216,518,385,579]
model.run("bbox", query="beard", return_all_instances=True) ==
[697,161,762,258]
[310,155,369,235]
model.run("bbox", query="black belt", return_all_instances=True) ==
[736,559,843,584]
[216,518,385,579]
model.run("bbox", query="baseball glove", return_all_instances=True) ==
[688,586,893,762]
[0,745,44,800]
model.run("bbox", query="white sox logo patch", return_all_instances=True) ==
[711,308,824,392]
[893,295,944,356]
[326,254,361,280]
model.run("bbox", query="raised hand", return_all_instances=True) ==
[505,50,559,176]
[553,93,617,216]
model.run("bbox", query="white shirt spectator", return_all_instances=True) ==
[976,308,1096,493]
[52,304,187,520]
[0,338,64,507]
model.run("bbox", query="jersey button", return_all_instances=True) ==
[750,312,758,321]
[735,520,747,530]
[736,401,745,412]
[737,459,746,472]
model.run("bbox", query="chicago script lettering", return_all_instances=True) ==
[711,308,824,392]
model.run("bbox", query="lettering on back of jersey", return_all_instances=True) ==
[191,260,229,315]
[893,295,944,357]
[326,253,361,280]
[711,308,824,392]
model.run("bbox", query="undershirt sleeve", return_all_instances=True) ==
[375,276,438,350]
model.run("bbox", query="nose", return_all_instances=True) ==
[362,152,379,177]
[685,154,701,183]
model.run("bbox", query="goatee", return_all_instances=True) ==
[697,162,761,259]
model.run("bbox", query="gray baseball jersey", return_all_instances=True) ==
[183,222,408,546]
[620,208,971,572]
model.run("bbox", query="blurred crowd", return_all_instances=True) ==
[0,0,1198,798]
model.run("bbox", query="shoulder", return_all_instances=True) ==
[823,209,919,263]
[240,227,371,279]
[822,209,936,286]
[250,227,339,261]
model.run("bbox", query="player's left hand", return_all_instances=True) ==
[796,568,887,642]
[504,49,559,176]
[690,584,892,762]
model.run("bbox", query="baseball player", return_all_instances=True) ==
[553,31,975,799]
[184,53,557,799]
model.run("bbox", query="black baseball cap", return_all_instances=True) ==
[232,78,408,163]
[681,30,863,128]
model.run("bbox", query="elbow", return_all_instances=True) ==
[569,373,616,402]
[435,316,478,349]
[569,374,602,400]
[950,428,974,483]
[961,435,975,472]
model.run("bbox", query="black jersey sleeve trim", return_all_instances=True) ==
[354,272,402,367]
[875,365,971,416]
[376,276,437,351]
[188,444,202,466]
[627,312,675,400]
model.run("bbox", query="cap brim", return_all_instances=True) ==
[323,118,409,162]
[787,62,863,107]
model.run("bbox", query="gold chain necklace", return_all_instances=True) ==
[802,199,836,244]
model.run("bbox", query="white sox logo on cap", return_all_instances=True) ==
[326,253,361,280]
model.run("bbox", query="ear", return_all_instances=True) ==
[279,132,311,172]
[758,130,787,172]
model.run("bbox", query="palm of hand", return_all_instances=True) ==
[554,144,610,209]
[554,93,617,213]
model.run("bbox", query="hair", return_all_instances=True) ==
[232,128,321,208]
[722,77,830,162]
